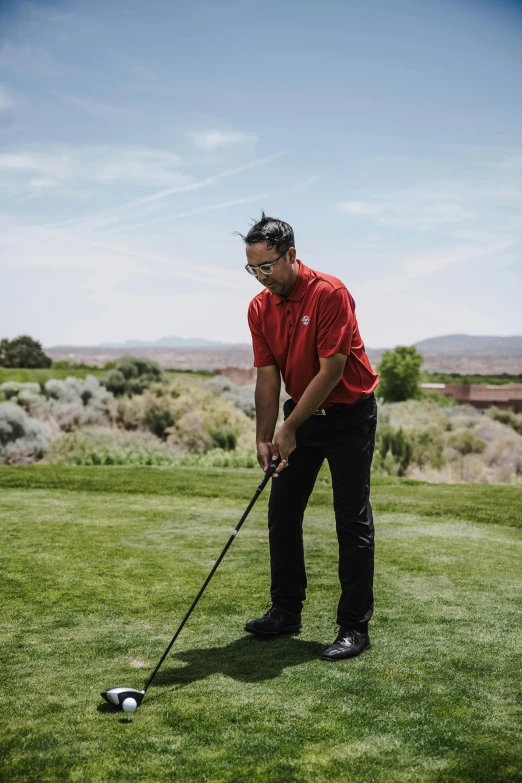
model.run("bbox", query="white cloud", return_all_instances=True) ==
[190,129,259,150]
[337,201,378,215]
[337,184,478,231]
[0,145,188,198]
[0,43,56,74]
[0,85,15,111]
[60,94,140,121]
[124,176,319,231]
[27,177,59,193]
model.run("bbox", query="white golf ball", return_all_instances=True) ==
[122,697,137,714]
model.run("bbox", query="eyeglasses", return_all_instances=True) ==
[245,250,287,278]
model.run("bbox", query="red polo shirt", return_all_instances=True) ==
[248,261,379,407]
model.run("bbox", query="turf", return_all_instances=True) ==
[0,467,521,782]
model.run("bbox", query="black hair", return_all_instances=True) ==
[235,212,295,254]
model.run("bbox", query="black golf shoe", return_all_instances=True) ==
[244,605,302,636]
[321,627,371,661]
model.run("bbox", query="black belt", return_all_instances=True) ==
[311,392,374,416]
[286,392,374,417]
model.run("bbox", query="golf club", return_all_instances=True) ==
[101,456,280,714]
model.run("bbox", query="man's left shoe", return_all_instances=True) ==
[321,628,371,661]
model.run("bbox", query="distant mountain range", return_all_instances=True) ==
[99,336,236,348]
[412,334,522,356]
[93,333,522,354]
[45,333,522,374]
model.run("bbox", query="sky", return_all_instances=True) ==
[0,0,521,349]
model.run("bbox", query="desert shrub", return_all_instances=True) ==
[105,356,164,397]
[205,376,236,394]
[484,434,522,468]
[375,425,413,476]
[168,383,255,452]
[46,427,179,464]
[46,377,80,403]
[419,388,454,407]
[115,391,176,438]
[174,448,257,469]
[383,399,452,434]
[223,386,256,418]
[45,426,255,468]
[489,407,522,436]
[174,410,212,452]
[460,455,487,483]
[205,377,256,419]
[0,382,45,418]
[115,395,143,430]
[16,388,44,413]
[0,402,50,463]
[143,399,175,439]
[447,429,487,455]
[37,376,115,431]
[0,381,41,400]
[104,369,126,396]
[211,428,237,451]
[50,403,85,432]
[411,430,446,469]
[114,388,244,451]
[56,447,177,467]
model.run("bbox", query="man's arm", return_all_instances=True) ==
[272,353,347,474]
[255,364,281,471]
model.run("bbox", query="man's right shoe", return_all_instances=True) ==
[244,605,302,636]
[320,627,371,661]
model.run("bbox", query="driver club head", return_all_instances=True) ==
[101,687,145,709]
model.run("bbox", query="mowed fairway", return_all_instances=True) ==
[0,467,521,783]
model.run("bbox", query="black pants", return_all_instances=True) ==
[268,393,377,630]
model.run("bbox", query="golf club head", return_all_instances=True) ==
[101,687,145,709]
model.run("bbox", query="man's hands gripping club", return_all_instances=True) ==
[255,355,347,477]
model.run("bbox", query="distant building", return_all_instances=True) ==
[421,383,522,413]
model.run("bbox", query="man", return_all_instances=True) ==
[239,213,379,661]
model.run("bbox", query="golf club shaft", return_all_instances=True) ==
[143,458,280,692]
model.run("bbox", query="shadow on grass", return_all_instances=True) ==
[96,702,119,714]
[433,746,522,783]
[154,634,325,689]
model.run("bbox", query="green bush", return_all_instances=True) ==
[376,425,413,476]
[105,356,164,397]
[104,370,126,396]
[143,401,175,440]
[55,447,177,467]
[490,407,522,435]
[0,381,41,401]
[0,402,50,463]
[411,429,445,469]
[0,336,52,369]
[377,346,423,403]
[447,429,487,455]
[210,428,237,451]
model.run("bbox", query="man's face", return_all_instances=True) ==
[245,241,298,298]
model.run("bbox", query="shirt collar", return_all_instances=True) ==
[273,260,311,304]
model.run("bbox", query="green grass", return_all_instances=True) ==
[0,368,213,385]
[423,372,522,386]
[0,367,108,384]
[0,467,521,782]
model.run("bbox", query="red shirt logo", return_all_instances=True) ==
[302,315,310,325]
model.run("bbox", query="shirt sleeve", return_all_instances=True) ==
[248,301,277,368]
[316,287,354,358]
